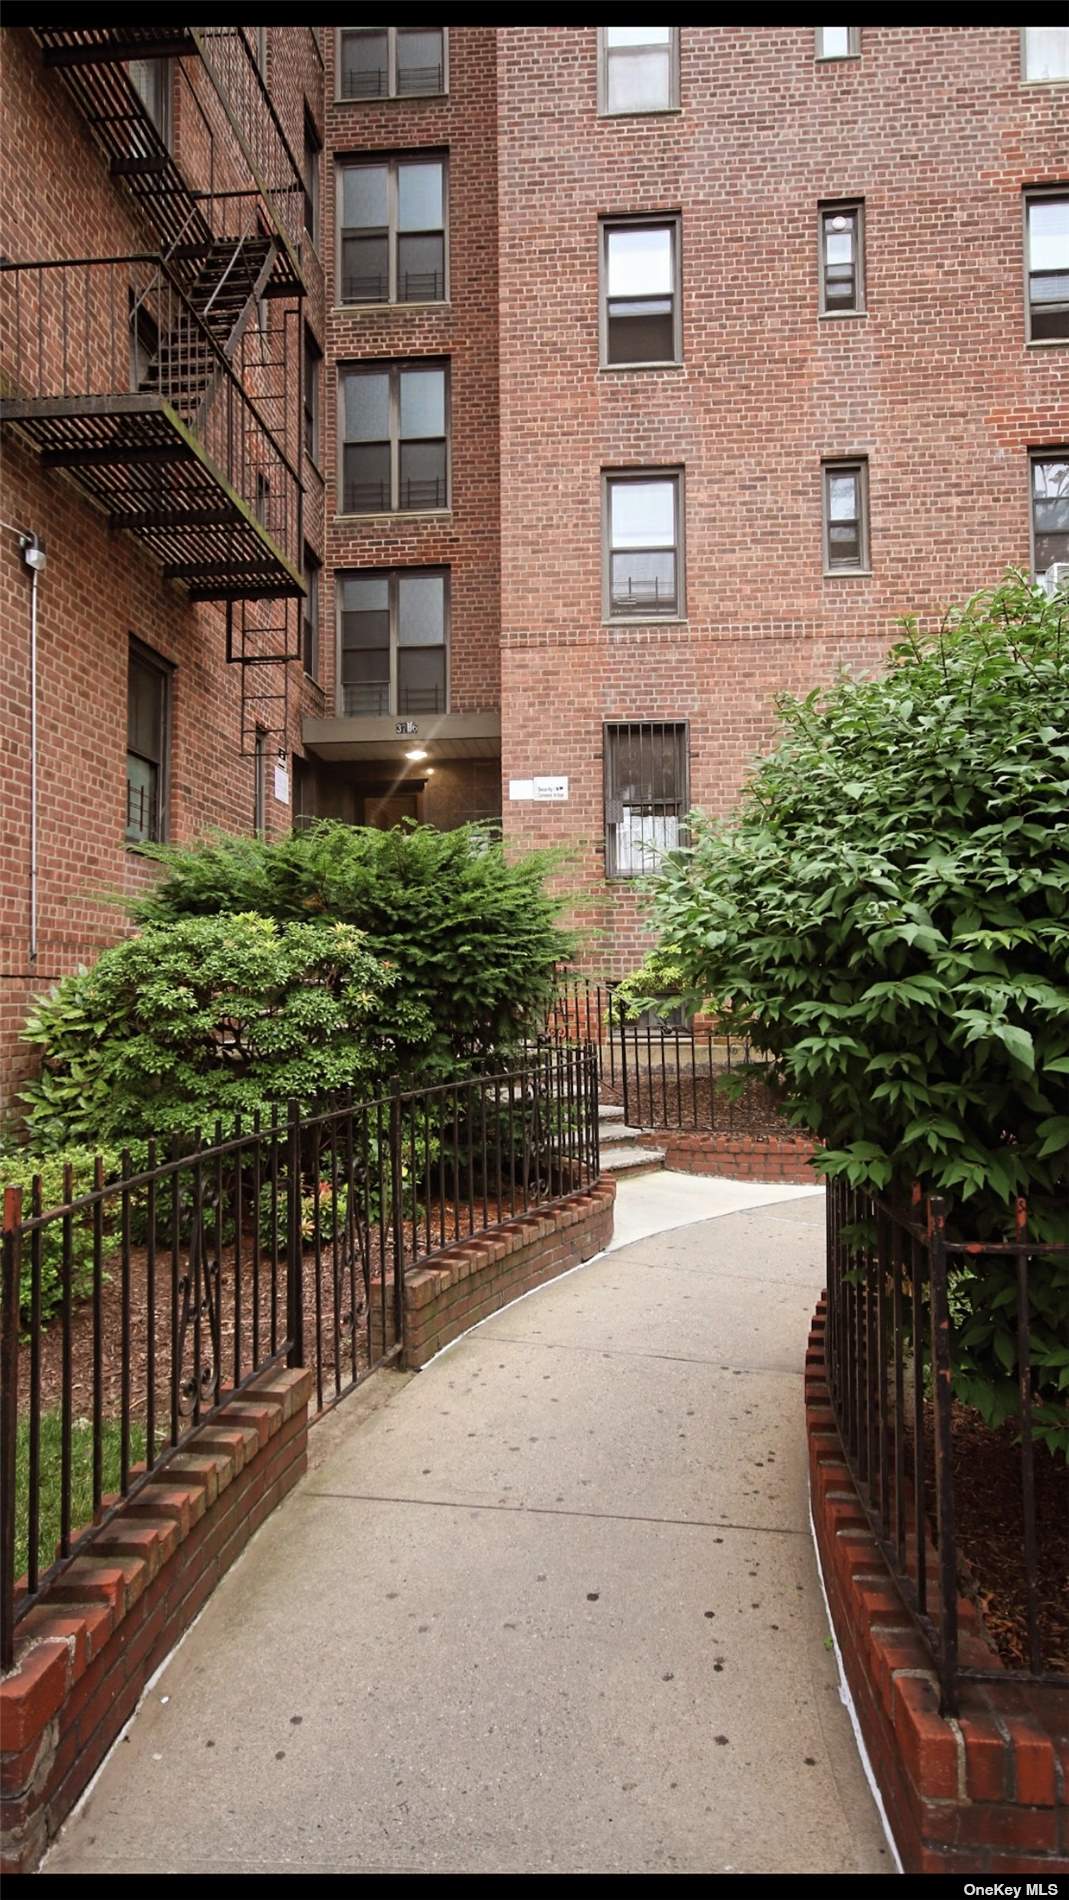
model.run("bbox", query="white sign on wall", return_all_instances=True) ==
[273,759,290,805]
[509,776,569,803]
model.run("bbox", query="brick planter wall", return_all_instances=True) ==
[805,1304,1069,1875]
[0,1367,313,1876]
[400,1179,616,1370]
[638,1131,817,1185]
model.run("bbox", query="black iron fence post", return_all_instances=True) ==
[390,1082,406,1347]
[618,989,630,1128]
[286,1097,304,1370]
[926,1194,959,1715]
[1,1187,22,1671]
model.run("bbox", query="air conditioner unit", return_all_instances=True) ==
[1040,562,1069,599]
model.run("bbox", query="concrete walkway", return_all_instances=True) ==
[45,1180,889,1876]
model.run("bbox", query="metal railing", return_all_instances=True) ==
[824,1177,1069,1715]
[0,1048,599,1666]
[1,255,302,580]
[547,976,791,1139]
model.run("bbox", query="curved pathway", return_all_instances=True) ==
[45,1186,889,1876]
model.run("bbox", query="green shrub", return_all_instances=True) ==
[18,913,433,1150]
[625,579,1069,1448]
[0,1147,121,1321]
[126,821,574,1063]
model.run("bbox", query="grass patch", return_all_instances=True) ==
[15,1412,146,1588]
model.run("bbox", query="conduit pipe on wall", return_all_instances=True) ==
[1,519,43,963]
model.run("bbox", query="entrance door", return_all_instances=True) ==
[364,791,420,828]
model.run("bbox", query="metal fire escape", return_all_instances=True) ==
[1,25,308,753]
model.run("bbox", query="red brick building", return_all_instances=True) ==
[3,24,1068,1102]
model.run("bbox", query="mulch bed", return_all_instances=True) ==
[15,1197,512,1435]
[599,1070,796,1140]
[945,1400,1069,1677]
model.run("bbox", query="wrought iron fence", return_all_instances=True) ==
[548,974,791,1139]
[0,1048,599,1667]
[824,1176,1069,1716]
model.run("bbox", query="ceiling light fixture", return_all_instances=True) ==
[405,747,428,762]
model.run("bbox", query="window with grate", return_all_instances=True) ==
[601,217,681,365]
[304,326,321,461]
[820,202,864,314]
[339,361,448,515]
[303,110,321,245]
[338,27,446,100]
[338,154,446,306]
[125,641,170,845]
[604,721,689,878]
[1025,192,1069,342]
[604,471,683,618]
[338,567,448,716]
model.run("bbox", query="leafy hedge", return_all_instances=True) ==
[125,820,573,1064]
[19,913,430,1149]
[623,580,1069,1447]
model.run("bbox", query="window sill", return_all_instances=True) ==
[815,55,860,64]
[1020,77,1069,87]
[334,508,452,524]
[818,310,867,321]
[333,301,450,316]
[1026,335,1069,348]
[823,568,872,579]
[604,616,689,628]
[598,107,682,119]
[598,360,684,373]
[335,90,449,105]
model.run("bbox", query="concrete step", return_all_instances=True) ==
[598,1121,645,1145]
[598,1103,626,1122]
[599,1143,665,1177]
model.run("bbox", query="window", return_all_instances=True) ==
[127,58,171,148]
[304,327,321,461]
[338,154,446,305]
[823,459,869,572]
[604,472,683,619]
[129,291,158,390]
[1031,454,1069,574]
[599,27,679,115]
[1023,28,1069,82]
[815,27,859,60]
[303,111,321,246]
[339,360,448,514]
[253,729,266,840]
[338,568,448,716]
[604,722,688,878]
[819,202,864,315]
[338,27,446,100]
[601,218,681,365]
[1025,193,1069,343]
[255,470,271,530]
[125,642,170,844]
[303,545,321,680]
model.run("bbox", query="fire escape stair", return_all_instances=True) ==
[137,235,280,430]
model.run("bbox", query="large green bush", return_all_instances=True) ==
[19,913,432,1149]
[126,821,573,1062]
[0,1146,122,1321]
[624,580,1069,1445]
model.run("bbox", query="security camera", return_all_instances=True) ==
[21,538,46,572]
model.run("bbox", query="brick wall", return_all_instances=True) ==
[806,1303,1069,1874]
[317,27,501,731]
[495,25,1069,972]
[0,29,325,1105]
[638,1130,818,1184]
[399,1178,616,1368]
[0,1367,312,1876]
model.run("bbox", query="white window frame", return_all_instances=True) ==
[815,28,860,61]
[599,214,683,367]
[603,469,686,622]
[1021,27,1069,85]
